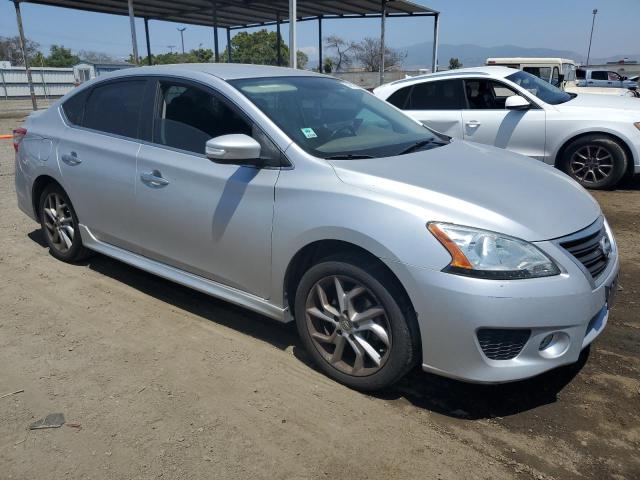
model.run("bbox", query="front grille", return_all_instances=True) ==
[560,227,610,279]
[477,328,531,360]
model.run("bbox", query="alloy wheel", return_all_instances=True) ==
[570,145,614,184]
[42,192,75,253]
[304,275,392,377]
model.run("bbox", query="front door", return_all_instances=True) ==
[132,79,280,299]
[461,78,547,161]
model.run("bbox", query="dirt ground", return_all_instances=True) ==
[0,107,639,480]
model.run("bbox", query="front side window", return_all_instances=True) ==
[230,76,447,159]
[505,70,572,105]
[83,80,146,138]
[608,71,622,81]
[464,79,518,109]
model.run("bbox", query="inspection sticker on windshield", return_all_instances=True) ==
[301,127,318,139]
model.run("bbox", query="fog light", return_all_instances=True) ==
[539,334,554,351]
[538,332,570,359]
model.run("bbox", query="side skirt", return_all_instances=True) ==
[79,225,288,322]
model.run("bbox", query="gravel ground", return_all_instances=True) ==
[0,110,639,480]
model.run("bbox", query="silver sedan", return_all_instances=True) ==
[14,64,619,390]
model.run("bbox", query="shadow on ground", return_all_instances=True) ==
[29,228,588,421]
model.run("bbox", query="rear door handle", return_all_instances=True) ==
[61,152,81,166]
[140,171,170,187]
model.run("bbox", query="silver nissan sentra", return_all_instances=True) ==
[14,64,619,390]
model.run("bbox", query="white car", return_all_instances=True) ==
[374,67,640,189]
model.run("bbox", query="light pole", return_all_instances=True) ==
[167,45,176,54]
[177,27,187,54]
[586,8,597,67]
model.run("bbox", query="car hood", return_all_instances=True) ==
[329,140,601,242]
[557,92,640,113]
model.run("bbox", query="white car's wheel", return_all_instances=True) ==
[561,135,628,189]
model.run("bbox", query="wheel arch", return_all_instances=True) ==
[32,175,65,220]
[553,131,635,176]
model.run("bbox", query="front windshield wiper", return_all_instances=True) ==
[324,154,374,160]
[398,137,448,155]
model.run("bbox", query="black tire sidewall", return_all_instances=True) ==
[561,136,628,189]
[294,257,417,391]
[39,185,85,262]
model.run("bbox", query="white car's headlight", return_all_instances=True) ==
[428,222,560,280]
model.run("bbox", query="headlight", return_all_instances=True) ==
[428,222,560,280]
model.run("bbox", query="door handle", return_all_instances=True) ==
[61,152,81,166]
[465,121,481,127]
[140,171,170,187]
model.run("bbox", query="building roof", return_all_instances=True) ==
[23,0,437,29]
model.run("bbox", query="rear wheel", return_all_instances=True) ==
[560,135,628,189]
[294,254,418,391]
[39,184,92,262]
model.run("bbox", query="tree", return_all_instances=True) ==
[296,50,309,69]
[78,50,118,63]
[227,29,288,66]
[353,37,406,72]
[323,57,334,73]
[324,35,357,72]
[448,57,463,70]
[0,35,40,66]
[44,45,80,67]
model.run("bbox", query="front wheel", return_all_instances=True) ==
[294,255,418,391]
[560,135,628,189]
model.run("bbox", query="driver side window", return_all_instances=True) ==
[464,79,518,109]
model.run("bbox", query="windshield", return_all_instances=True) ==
[506,70,573,105]
[230,76,447,159]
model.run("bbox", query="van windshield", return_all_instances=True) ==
[506,70,573,105]
[230,76,448,159]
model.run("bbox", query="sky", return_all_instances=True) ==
[0,0,638,63]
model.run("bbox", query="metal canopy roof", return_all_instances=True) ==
[22,0,437,29]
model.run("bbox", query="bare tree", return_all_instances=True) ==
[77,50,118,63]
[0,35,40,66]
[324,35,357,72]
[353,37,406,72]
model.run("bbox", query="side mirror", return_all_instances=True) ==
[505,95,531,110]
[206,134,261,165]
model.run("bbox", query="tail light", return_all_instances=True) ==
[13,128,27,152]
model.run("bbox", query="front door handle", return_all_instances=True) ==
[465,120,481,127]
[61,152,81,166]
[140,171,170,187]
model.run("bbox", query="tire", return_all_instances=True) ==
[39,184,93,262]
[560,135,628,189]
[294,253,418,391]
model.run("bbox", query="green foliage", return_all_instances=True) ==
[448,57,463,70]
[227,29,288,66]
[296,50,309,69]
[43,45,80,67]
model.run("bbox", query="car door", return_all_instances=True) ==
[132,78,280,299]
[58,78,147,250]
[386,79,465,138]
[588,71,609,87]
[461,78,546,160]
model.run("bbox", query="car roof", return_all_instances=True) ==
[380,66,517,90]
[94,63,326,81]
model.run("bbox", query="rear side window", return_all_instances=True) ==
[83,80,146,139]
[386,86,411,109]
[406,79,466,110]
[61,89,89,126]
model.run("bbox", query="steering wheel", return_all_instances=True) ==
[328,118,363,140]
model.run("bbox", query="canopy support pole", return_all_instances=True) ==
[276,13,282,66]
[318,16,323,72]
[12,0,37,110]
[226,27,232,63]
[127,0,139,64]
[212,1,219,62]
[379,0,386,86]
[431,13,439,73]
[144,18,151,65]
[289,0,297,68]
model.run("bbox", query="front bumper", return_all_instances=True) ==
[399,227,619,384]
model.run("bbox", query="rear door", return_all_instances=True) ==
[461,78,546,160]
[58,78,147,250]
[132,77,280,298]
[386,79,466,138]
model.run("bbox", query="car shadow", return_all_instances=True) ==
[28,228,589,419]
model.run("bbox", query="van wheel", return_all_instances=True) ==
[560,135,628,189]
[294,254,418,391]
[39,184,93,262]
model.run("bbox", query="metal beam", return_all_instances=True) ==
[289,0,296,68]
[128,0,139,64]
[212,1,219,62]
[226,27,232,62]
[379,0,386,86]
[318,16,322,72]
[144,18,152,65]
[276,12,282,66]
[12,1,37,110]
[431,12,439,73]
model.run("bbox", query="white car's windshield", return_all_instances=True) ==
[506,70,573,105]
[231,76,448,159]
